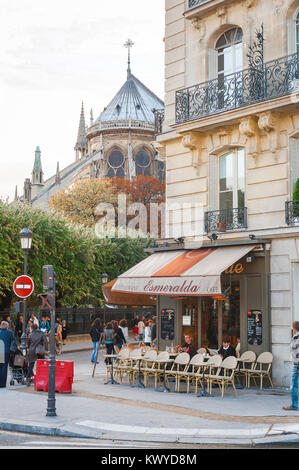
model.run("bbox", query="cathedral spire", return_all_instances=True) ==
[124,39,134,80]
[14,185,18,202]
[32,146,43,185]
[55,161,61,186]
[75,102,88,161]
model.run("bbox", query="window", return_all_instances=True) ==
[107,149,125,178]
[135,150,151,176]
[219,149,245,211]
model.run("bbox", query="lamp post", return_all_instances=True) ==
[101,272,108,326]
[19,226,33,354]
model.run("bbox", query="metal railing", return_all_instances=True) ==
[204,207,247,233]
[188,0,211,8]
[285,200,299,226]
[176,52,299,124]
[154,109,165,135]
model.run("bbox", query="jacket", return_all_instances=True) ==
[218,345,236,360]
[291,332,299,366]
[114,327,126,345]
[27,329,48,363]
[104,329,114,343]
[0,329,15,361]
[90,326,102,342]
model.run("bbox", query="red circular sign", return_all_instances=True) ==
[13,275,34,299]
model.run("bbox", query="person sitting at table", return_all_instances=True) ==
[218,338,236,360]
[181,334,197,359]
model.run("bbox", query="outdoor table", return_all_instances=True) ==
[154,359,174,393]
[104,354,119,385]
[197,358,216,397]
[130,355,144,389]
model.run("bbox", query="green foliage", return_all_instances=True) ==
[0,201,151,307]
[293,178,299,202]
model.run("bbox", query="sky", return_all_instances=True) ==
[0,0,165,201]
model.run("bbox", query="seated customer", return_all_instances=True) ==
[181,334,197,359]
[218,338,236,360]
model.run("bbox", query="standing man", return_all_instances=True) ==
[26,323,48,386]
[0,321,16,388]
[283,321,299,411]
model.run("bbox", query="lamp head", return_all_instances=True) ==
[19,226,33,251]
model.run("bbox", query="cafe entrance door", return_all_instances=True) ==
[181,298,198,347]
[201,279,241,350]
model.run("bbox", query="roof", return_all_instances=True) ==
[96,73,164,125]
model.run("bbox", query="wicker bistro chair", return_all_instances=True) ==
[206,356,238,397]
[164,353,190,392]
[237,351,257,387]
[146,351,170,389]
[114,348,131,383]
[246,352,274,389]
[175,353,204,393]
[123,349,143,384]
[197,355,223,394]
[197,348,207,355]
[132,349,158,386]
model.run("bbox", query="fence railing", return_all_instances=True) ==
[154,109,165,135]
[204,207,247,233]
[176,52,299,124]
[285,200,299,226]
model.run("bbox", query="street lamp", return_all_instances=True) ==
[19,226,33,354]
[101,272,108,326]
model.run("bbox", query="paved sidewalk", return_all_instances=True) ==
[1,341,298,446]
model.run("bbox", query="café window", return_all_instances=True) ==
[219,149,245,212]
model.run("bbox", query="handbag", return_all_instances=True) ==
[13,355,25,367]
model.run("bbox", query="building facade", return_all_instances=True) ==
[111,0,299,387]
[153,0,299,387]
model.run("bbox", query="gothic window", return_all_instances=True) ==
[107,149,125,178]
[135,150,151,176]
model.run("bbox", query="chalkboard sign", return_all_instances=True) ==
[161,308,175,341]
[247,310,262,346]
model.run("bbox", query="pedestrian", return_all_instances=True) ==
[26,323,48,386]
[62,320,68,345]
[90,318,103,364]
[283,321,299,411]
[235,337,241,358]
[133,315,139,340]
[15,314,24,343]
[119,319,129,344]
[5,315,15,333]
[113,321,126,352]
[26,319,33,336]
[40,315,50,335]
[104,322,115,364]
[138,318,145,342]
[29,313,39,327]
[151,316,157,342]
[144,320,152,346]
[0,321,16,388]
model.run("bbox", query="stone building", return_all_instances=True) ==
[21,43,165,210]
[110,0,299,387]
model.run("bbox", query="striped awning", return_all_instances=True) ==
[112,245,255,297]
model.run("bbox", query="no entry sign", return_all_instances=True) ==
[13,275,34,299]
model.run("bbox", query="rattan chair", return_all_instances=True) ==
[114,348,131,383]
[136,349,158,386]
[164,352,190,392]
[198,355,223,394]
[147,351,170,388]
[237,351,257,387]
[176,353,204,393]
[206,356,238,397]
[246,352,273,389]
[197,348,207,355]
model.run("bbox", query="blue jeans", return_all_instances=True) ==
[91,341,99,363]
[291,365,299,410]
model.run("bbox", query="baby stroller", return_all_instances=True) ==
[9,348,31,386]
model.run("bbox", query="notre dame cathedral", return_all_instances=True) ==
[20,41,165,210]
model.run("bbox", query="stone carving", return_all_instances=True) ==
[216,6,228,25]
[239,116,260,158]
[258,111,280,153]
[182,132,204,169]
[191,18,206,41]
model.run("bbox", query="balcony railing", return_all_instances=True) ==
[285,201,299,226]
[188,0,211,8]
[154,109,165,135]
[204,207,247,233]
[176,53,299,124]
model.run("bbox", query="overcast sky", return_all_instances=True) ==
[0,0,165,201]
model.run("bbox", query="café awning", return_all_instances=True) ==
[112,245,256,297]
[102,279,156,306]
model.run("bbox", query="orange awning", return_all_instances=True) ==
[102,279,156,306]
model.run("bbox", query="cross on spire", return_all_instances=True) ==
[124,38,134,79]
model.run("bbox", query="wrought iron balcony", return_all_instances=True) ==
[154,109,165,135]
[204,207,247,233]
[285,201,299,226]
[176,52,299,124]
[188,0,211,8]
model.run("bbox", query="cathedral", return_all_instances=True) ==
[20,41,165,210]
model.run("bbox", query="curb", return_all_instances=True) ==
[0,421,93,439]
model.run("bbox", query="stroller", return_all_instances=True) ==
[9,348,31,386]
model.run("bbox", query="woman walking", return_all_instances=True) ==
[104,322,115,364]
[90,318,103,364]
[112,321,126,352]
[144,320,152,346]
[119,319,129,344]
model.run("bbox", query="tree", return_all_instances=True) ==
[0,201,151,308]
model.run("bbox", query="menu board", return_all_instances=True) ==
[161,308,175,341]
[247,310,262,346]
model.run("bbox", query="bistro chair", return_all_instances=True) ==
[246,352,274,389]
[164,353,190,392]
[237,351,257,387]
[136,349,158,386]
[114,348,131,383]
[176,353,204,393]
[198,355,223,394]
[125,349,143,384]
[197,348,207,355]
[206,356,238,398]
[148,351,170,389]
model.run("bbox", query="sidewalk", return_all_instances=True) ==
[1,340,299,446]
